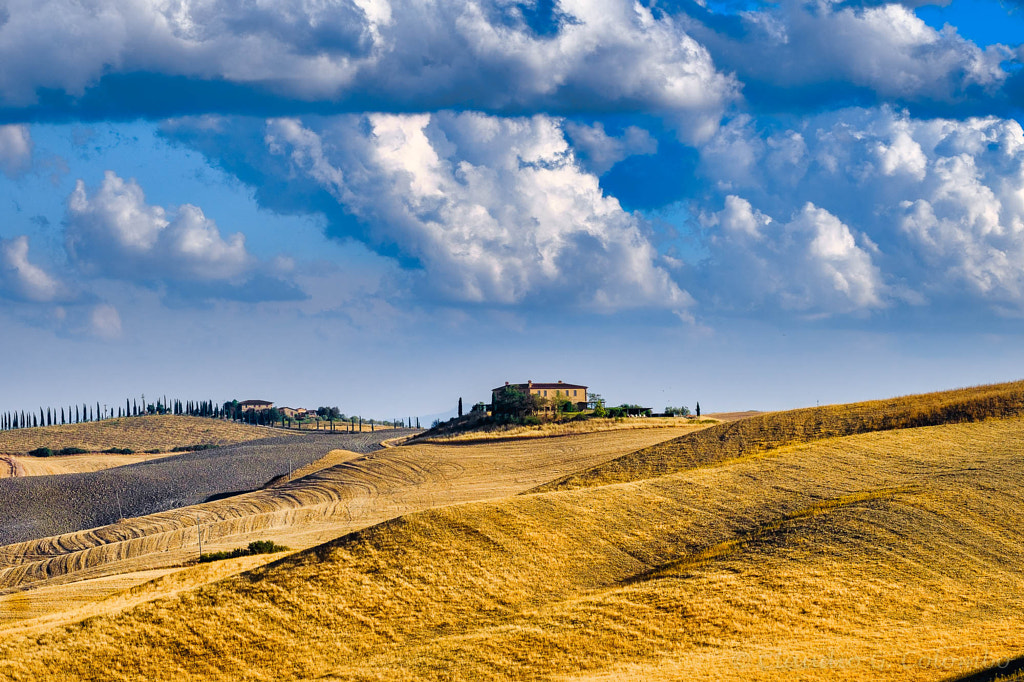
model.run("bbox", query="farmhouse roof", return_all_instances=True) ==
[492,380,588,392]
[239,399,273,407]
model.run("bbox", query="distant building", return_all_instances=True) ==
[492,380,588,411]
[239,400,273,411]
[278,407,299,419]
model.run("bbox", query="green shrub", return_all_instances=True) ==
[522,415,542,426]
[102,447,134,454]
[199,540,289,563]
[27,447,53,457]
[57,447,89,455]
[172,443,218,453]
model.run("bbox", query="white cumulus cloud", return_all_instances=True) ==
[259,111,691,312]
[0,0,738,139]
[0,235,66,302]
[65,170,253,282]
[564,122,658,175]
[0,125,31,176]
[696,107,1024,312]
[702,196,886,314]
[683,0,1011,106]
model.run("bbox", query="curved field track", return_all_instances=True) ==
[1,416,1023,681]
[0,430,415,546]
[0,415,275,454]
[0,426,694,630]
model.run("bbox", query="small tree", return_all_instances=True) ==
[696,402,701,418]
[493,386,542,420]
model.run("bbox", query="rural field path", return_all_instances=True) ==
[0,455,19,478]
[0,424,703,634]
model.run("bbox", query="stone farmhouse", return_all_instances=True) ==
[492,380,589,412]
[239,400,273,411]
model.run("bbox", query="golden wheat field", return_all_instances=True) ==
[0,416,276,455]
[0,425,701,632]
[411,416,717,444]
[1,384,1023,681]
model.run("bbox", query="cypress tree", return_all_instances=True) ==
[61,407,66,425]
[32,414,37,428]
[458,397,463,418]
[696,402,701,418]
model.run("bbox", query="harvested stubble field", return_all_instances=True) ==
[1,386,1023,681]
[0,415,271,455]
[0,452,179,479]
[534,378,1024,492]
[0,429,417,546]
[0,425,699,630]
[411,416,716,444]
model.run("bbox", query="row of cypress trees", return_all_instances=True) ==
[0,396,222,431]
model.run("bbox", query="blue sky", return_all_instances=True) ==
[2,0,1024,420]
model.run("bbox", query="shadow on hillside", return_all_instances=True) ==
[945,654,1024,682]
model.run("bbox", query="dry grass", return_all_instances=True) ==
[413,416,716,444]
[0,411,1023,680]
[534,378,1024,492]
[0,426,696,620]
[0,452,178,478]
[0,416,277,455]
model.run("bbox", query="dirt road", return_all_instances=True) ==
[0,456,18,478]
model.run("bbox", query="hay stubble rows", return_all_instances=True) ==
[1,384,1023,681]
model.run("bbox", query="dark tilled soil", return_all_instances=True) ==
[0,429,418,546]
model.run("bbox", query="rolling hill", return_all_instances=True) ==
[0,387,1022,681]
[0,415,276,455]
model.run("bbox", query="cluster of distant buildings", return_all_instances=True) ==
[237,400,317,420]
